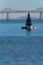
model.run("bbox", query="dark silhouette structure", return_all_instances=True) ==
[26,13,32,26]
[21,13,32,31]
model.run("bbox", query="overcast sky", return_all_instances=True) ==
[0,0,43,10]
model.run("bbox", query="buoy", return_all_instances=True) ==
[30,26,37,29]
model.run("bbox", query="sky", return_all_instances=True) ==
[0,0,43,10]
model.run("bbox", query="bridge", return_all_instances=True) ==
[0,7,43,19]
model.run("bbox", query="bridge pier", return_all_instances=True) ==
[6,12,9,20]
[39,12,42,20]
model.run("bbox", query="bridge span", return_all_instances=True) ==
[0,8,43,19]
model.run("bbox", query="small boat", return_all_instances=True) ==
[21,26,37,30]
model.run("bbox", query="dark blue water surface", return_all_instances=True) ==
[0,19,43,65]
[0,19,43,36]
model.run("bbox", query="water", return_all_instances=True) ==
[0,19,43,65]
[0,19,43,36]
